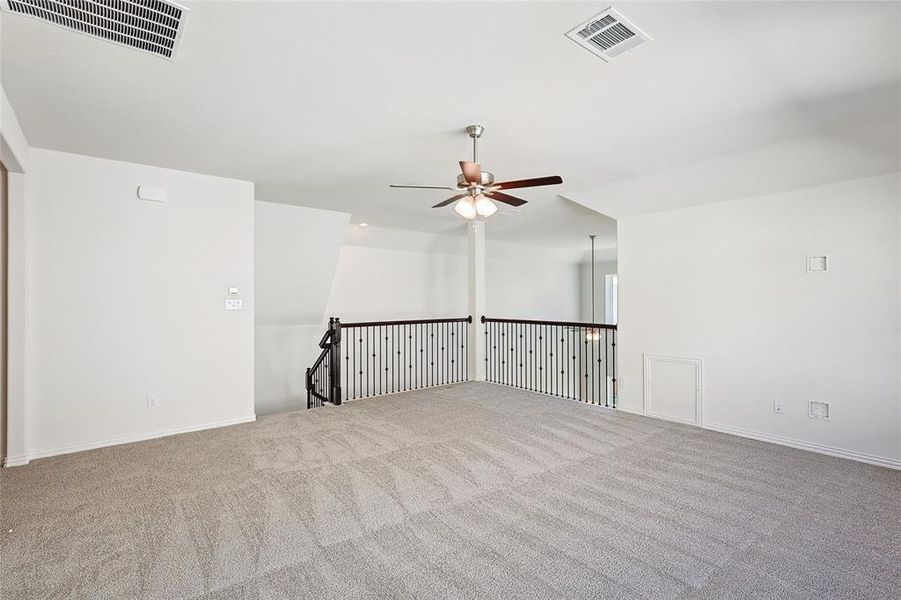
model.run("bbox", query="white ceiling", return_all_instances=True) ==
[2,1,898,249]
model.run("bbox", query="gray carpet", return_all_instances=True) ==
[1,382,899,599]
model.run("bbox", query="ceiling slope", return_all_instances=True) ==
[2,1,898,237]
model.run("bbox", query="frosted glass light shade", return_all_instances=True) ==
[454,198,477,219]
[474,195,498,217]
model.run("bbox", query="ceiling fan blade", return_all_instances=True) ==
[491,175,563,191]
[432,193,468,208]
[459,161,483,185]
[486,191,528,207]
[390,184,459,190]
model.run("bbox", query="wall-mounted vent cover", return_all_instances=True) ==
[1,0,189,60]
[566,7,651,62]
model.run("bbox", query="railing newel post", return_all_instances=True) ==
[331,317,342,405]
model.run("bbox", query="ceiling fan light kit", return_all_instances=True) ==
[474,195,498,217]
[389,125,563,220]
[454,198,477,219]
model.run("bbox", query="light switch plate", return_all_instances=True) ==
[225,298,243,310]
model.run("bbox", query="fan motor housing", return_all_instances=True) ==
[457,171,495,188]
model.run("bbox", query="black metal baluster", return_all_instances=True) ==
[604,329,609,407]
[538,324,543,393]
[531,324,536,392]
[463,320,467,381]
[345,327,349,402]
[571,328,576,400]
[384,325,388,394]
[495,320,499,384]
[489,321,494,383]
[560,326,565,397]
[484,319,489,384]
[591,328,596,405]
[448,322,453,384]
[525,323,530,391]
[565,327,569,399]
[542,324,546,394]
[518,323,523,389]
[513,323,518,389]
[547,324,551,394]
[511,321,515,387]
[406,324,410,391]
[355,328,360,400]
[363,325,367,398]
[372,325,377,398]
[581,327,586,402]
[506,323,516,385]
[611,328,617,408]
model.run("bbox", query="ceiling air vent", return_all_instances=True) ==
[566,7,651,62]
[1,0,190,60]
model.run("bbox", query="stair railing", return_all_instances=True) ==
[481,316,617,407]
[306,317,342,408]
[306,316,472,408]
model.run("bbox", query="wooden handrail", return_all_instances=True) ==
[480,316,617,330]
[341,316,472,328]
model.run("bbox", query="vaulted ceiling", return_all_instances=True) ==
[2,1,898,252]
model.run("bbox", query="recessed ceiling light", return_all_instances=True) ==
[357,222,369,228]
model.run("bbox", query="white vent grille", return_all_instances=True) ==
[567,8,651,62]
[2,0,189,60]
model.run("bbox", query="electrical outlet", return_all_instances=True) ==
[147,395,159,409]
[618,377,627,390]
[773,400,785,414]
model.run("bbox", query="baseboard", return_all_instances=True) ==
[22,414,257,464]
[614,404,646,417]
[3,453,33,467]
[702,421,901,471]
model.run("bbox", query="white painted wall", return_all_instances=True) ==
[487,256,581,321]
[617,173,901,467]
[254,201,349,415]
[27,149,255,458]
[325,225,582,323]
[2,83,32,466]
[326,245,467,321]
[579,261,617,324]
[1,87,30,172]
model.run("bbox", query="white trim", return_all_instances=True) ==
[643,354,703,425]
[21,414,256,463]
[703,421,901,471]
[621,375,897,470]
[614,404,646,417]
[3,453,32,467]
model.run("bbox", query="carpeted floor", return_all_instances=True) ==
[1,382,899,599]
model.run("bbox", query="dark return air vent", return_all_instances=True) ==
[2,0,189,59]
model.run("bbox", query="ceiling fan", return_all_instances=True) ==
[389,125,563,219]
